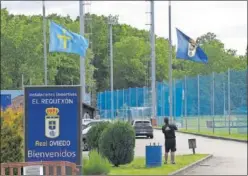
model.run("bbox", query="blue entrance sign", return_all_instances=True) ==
[24,86,81,165]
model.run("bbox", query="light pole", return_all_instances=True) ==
[150,1,156,120]
[42,0,48,85]
[107,15,118,119]
[168,0,173,123]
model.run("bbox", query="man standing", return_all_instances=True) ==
[162,117,178,164]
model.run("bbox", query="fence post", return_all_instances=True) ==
[184,75,187,130]
[212,72,215,134]
[117,89,119,118]
[143,86,145,106]
[105,90,107,119]
[129,88,131,107]
[22,74,24,89]
[128,88,131,121]
[162,83,165,116]
[123,88,125,119]
[228,68,231,134]
[161,83,163,117]
[181,82,184,128]
[99,92,101,118]
[136,87,138,107]
[143,87,146,118]
[174,79,176,121]
[223,82,226,125]
[197,75,200,132]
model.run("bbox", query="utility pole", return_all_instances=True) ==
[150,0,156,119]
[107,15,118,119]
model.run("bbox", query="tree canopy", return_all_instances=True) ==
[1,8,247,94]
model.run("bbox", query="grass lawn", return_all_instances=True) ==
[155,115,247,141]
[179,129,247,141]
[109,154,208,175]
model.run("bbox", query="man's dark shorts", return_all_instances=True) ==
[165,138,176,153]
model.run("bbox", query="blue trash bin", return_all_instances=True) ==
[145,144,162,167]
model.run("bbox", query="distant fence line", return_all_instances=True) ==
[97,69,247,119]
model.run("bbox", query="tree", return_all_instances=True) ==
[196,32,218,45]
[1,123,23,163]
[113,36,150,88]
[1,8,246,93]
[226,49,237,56]
[0,8,96,91]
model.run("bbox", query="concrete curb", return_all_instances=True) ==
[153,127,247,143]
[168,154,213,175]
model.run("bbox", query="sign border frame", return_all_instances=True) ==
[24,85,82,167]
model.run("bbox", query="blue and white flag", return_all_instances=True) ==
[176,28,208,63]
[49,21,89,57]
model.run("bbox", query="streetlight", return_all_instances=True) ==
[107,14,118,119]
[108,15,118,25]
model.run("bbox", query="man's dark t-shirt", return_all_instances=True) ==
[162,123,178,152]
[162,124,178,139]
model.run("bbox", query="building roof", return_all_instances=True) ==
[83,102,97,111]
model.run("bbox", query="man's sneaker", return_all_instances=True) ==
[171,161,176,164]
[164,161,167,164]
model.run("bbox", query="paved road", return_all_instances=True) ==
[83,129,247,175]
[135,129,247,175]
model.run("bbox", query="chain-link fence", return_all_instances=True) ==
[97,69,247,135]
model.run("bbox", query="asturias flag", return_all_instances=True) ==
[176,28,208,64]
[49,21,89,57]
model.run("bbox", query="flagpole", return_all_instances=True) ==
[42,0,48,85]
[168,0,173,123]
[79,0,85,174]
[79,1,85,103]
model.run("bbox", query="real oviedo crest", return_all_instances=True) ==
[45,107,60,138]
[188,39,197,57]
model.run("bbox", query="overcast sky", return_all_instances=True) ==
[2,1,247,55]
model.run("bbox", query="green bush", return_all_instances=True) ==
[1,123,23,163]
[83,149,111,175]
[86,122,110,151]
[99,121,135,167]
